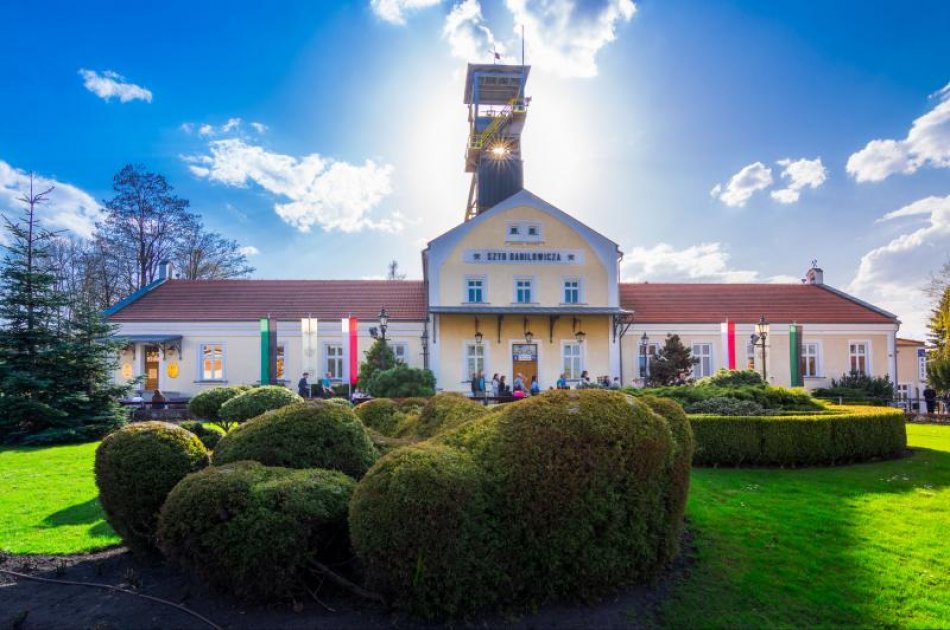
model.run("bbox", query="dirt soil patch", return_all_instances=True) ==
[0,531,694,629]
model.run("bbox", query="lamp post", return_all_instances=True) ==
[640,332,650,384]
[572,316,586,344]
[751,314,770,381]
[376,307,390,371]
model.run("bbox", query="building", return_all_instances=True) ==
[105,63,903,397]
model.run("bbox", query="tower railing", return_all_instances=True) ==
[467,96,527,151]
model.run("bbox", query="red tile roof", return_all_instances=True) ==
[619,283,896,325]
[108,280,428,322]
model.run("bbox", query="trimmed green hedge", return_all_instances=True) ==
[413,393,486,439]
[158,461,355,600]
[218,385,302,425]
[689,404,906,466]
[354,397,428,437]
[187,385,252,429]
[214,401,378,478]
[179,421,226,449]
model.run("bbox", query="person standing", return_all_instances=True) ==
[470,372,480,397]
[298,372,311,398]
[530,375,540,395]
[924,385,937,414]
[491,373,500,397]
[513,372,524,393]
[322,372,333,398]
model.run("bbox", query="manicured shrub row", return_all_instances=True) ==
[349,390,694,618]
[689,404,907,466]
[219,385,303,425]
[628,383,823,413]
[178,420,226,449]
[158,461,355,600]
[412,393,487,439]
[187,385,251,428]
[354,397,428,437]
[95,422,210,551]
[214,401,379,478]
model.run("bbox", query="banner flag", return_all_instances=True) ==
[301,318,318,378]
[348,317,359,386]
[259,318,270,385]
[789,324,803,387]
[721,320,737,370]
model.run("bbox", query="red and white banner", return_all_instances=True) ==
[342,317,359,386]
[721,320,736,370]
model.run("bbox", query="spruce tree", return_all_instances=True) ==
[647,334,698,386]
[0,179,70,441]
[358,337,397,387]
[928,286,950,358]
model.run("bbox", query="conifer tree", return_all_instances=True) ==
[928,286,950,358]
[358,337,397,387]
[647,334,698,386]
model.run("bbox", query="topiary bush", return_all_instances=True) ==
[350,390,694,617]
[355,398,401,435]
[179,421,226,449]
[218,385,302,425]
[214,401,378,478]
[696,368,764,387]
[684,396,767,416]
[349,444,500,618]
[95,421,210,552]
[187,385,252,431]
[366,365,437,398]
[689,404,907,466]
[413,393,487,439]
[158,461,355,600]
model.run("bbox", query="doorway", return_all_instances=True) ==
[512,343,538,389]
[144,344,160,391]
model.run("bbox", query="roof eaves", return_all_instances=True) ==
[103,278,167,318]
[816,284,900,322]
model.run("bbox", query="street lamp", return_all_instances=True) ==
[750,314,770,381]
[640,332,650,382]
[572,316,586,344]
[377,307,389,341]
[523,317,534,344]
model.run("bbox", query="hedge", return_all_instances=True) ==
[179,421,226,449]
[187,385,252,429]
[412,393,486,439]
[95,422,210,552]
[218,385,302,425]
[214,401,379,478]
[689,404,906,466]
[158,462,355,600]
[354,397,428,437]
[351,390,693,617]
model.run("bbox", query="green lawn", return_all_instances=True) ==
[661,423,950,628]
[1,426,948,627]
[0,441,120,554]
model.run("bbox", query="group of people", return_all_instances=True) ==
[470,371,542,398]
[297,372,337,399]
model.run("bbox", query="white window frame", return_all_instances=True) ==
[276,343,286,380]
[746,342,756,371]
[324,343,344,382]
[848,340,871,375]
[692,343,714,379]
[562,278,582,305]
[639,342,659,378]
[801,341,822,378]
[198,342,226,382]
[505,221,544,243]
[514,276,535,304]
[561,341,585,381]
[391,342,409,365]
[464,341,486,383]
[464,276,486,304]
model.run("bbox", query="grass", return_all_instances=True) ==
[660,423,950,628]
[0,441,119,554]
[0,425,947,627]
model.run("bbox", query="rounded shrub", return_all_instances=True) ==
[350,444,500,618]
[689,404,907,466]
[95,422,210,552]
[178,421,226,449]
[214,401,379,478]
[218,385,302,425]
[355,398,400,435]
[187,385,251,429]
[158,462,355,600]
[413,393,486,439]
[352,390,692,617]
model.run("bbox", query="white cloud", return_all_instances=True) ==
[710,162,773,207]
[622,242,760,283]
[184,139,400,233]
[250,122,268,134]
[770,157,827,204]
[78,69,152,103]
[443,0,507,62]
[848,194,950,339]
[182,118,268,137]
[238,245,260,256]
[506,0,637,78]
[847,82,950,182]
[0,161,103,241]
[371,0,441,24]
[198,124,215,136]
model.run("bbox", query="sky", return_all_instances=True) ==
[0,0,948,338]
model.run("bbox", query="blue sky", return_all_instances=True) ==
[1,0,948,338]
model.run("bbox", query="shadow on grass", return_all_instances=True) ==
[661,443,950,628]
[42,498,103,527]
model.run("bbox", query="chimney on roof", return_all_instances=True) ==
[805,260,823,285]
[158,260,173,281]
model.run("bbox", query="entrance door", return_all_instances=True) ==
[512,343,538,389]
[144,344,160,391]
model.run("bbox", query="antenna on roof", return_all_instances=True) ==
[521,24,525,67]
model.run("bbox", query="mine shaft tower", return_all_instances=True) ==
[463,63,531,221]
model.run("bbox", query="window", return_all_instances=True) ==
[563,279,580,304]
[746,342,756,370]
[692,343,713,379]
[466,278,485,303]
[515,278,533,304]
[392,342,409,365]
[509,225,520,236]
[276,344,285,380]
[200,343,224,381]
[563,343,583,380]
[639,343,659,378]
[849,342,868,375]
[506,222,543,242]
[527,224,538,236]
[325,344,344,380]
[801,342,820,377]
[466,343,485,379]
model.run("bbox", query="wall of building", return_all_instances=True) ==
[896,342,927,400]
[113,319,427,397]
